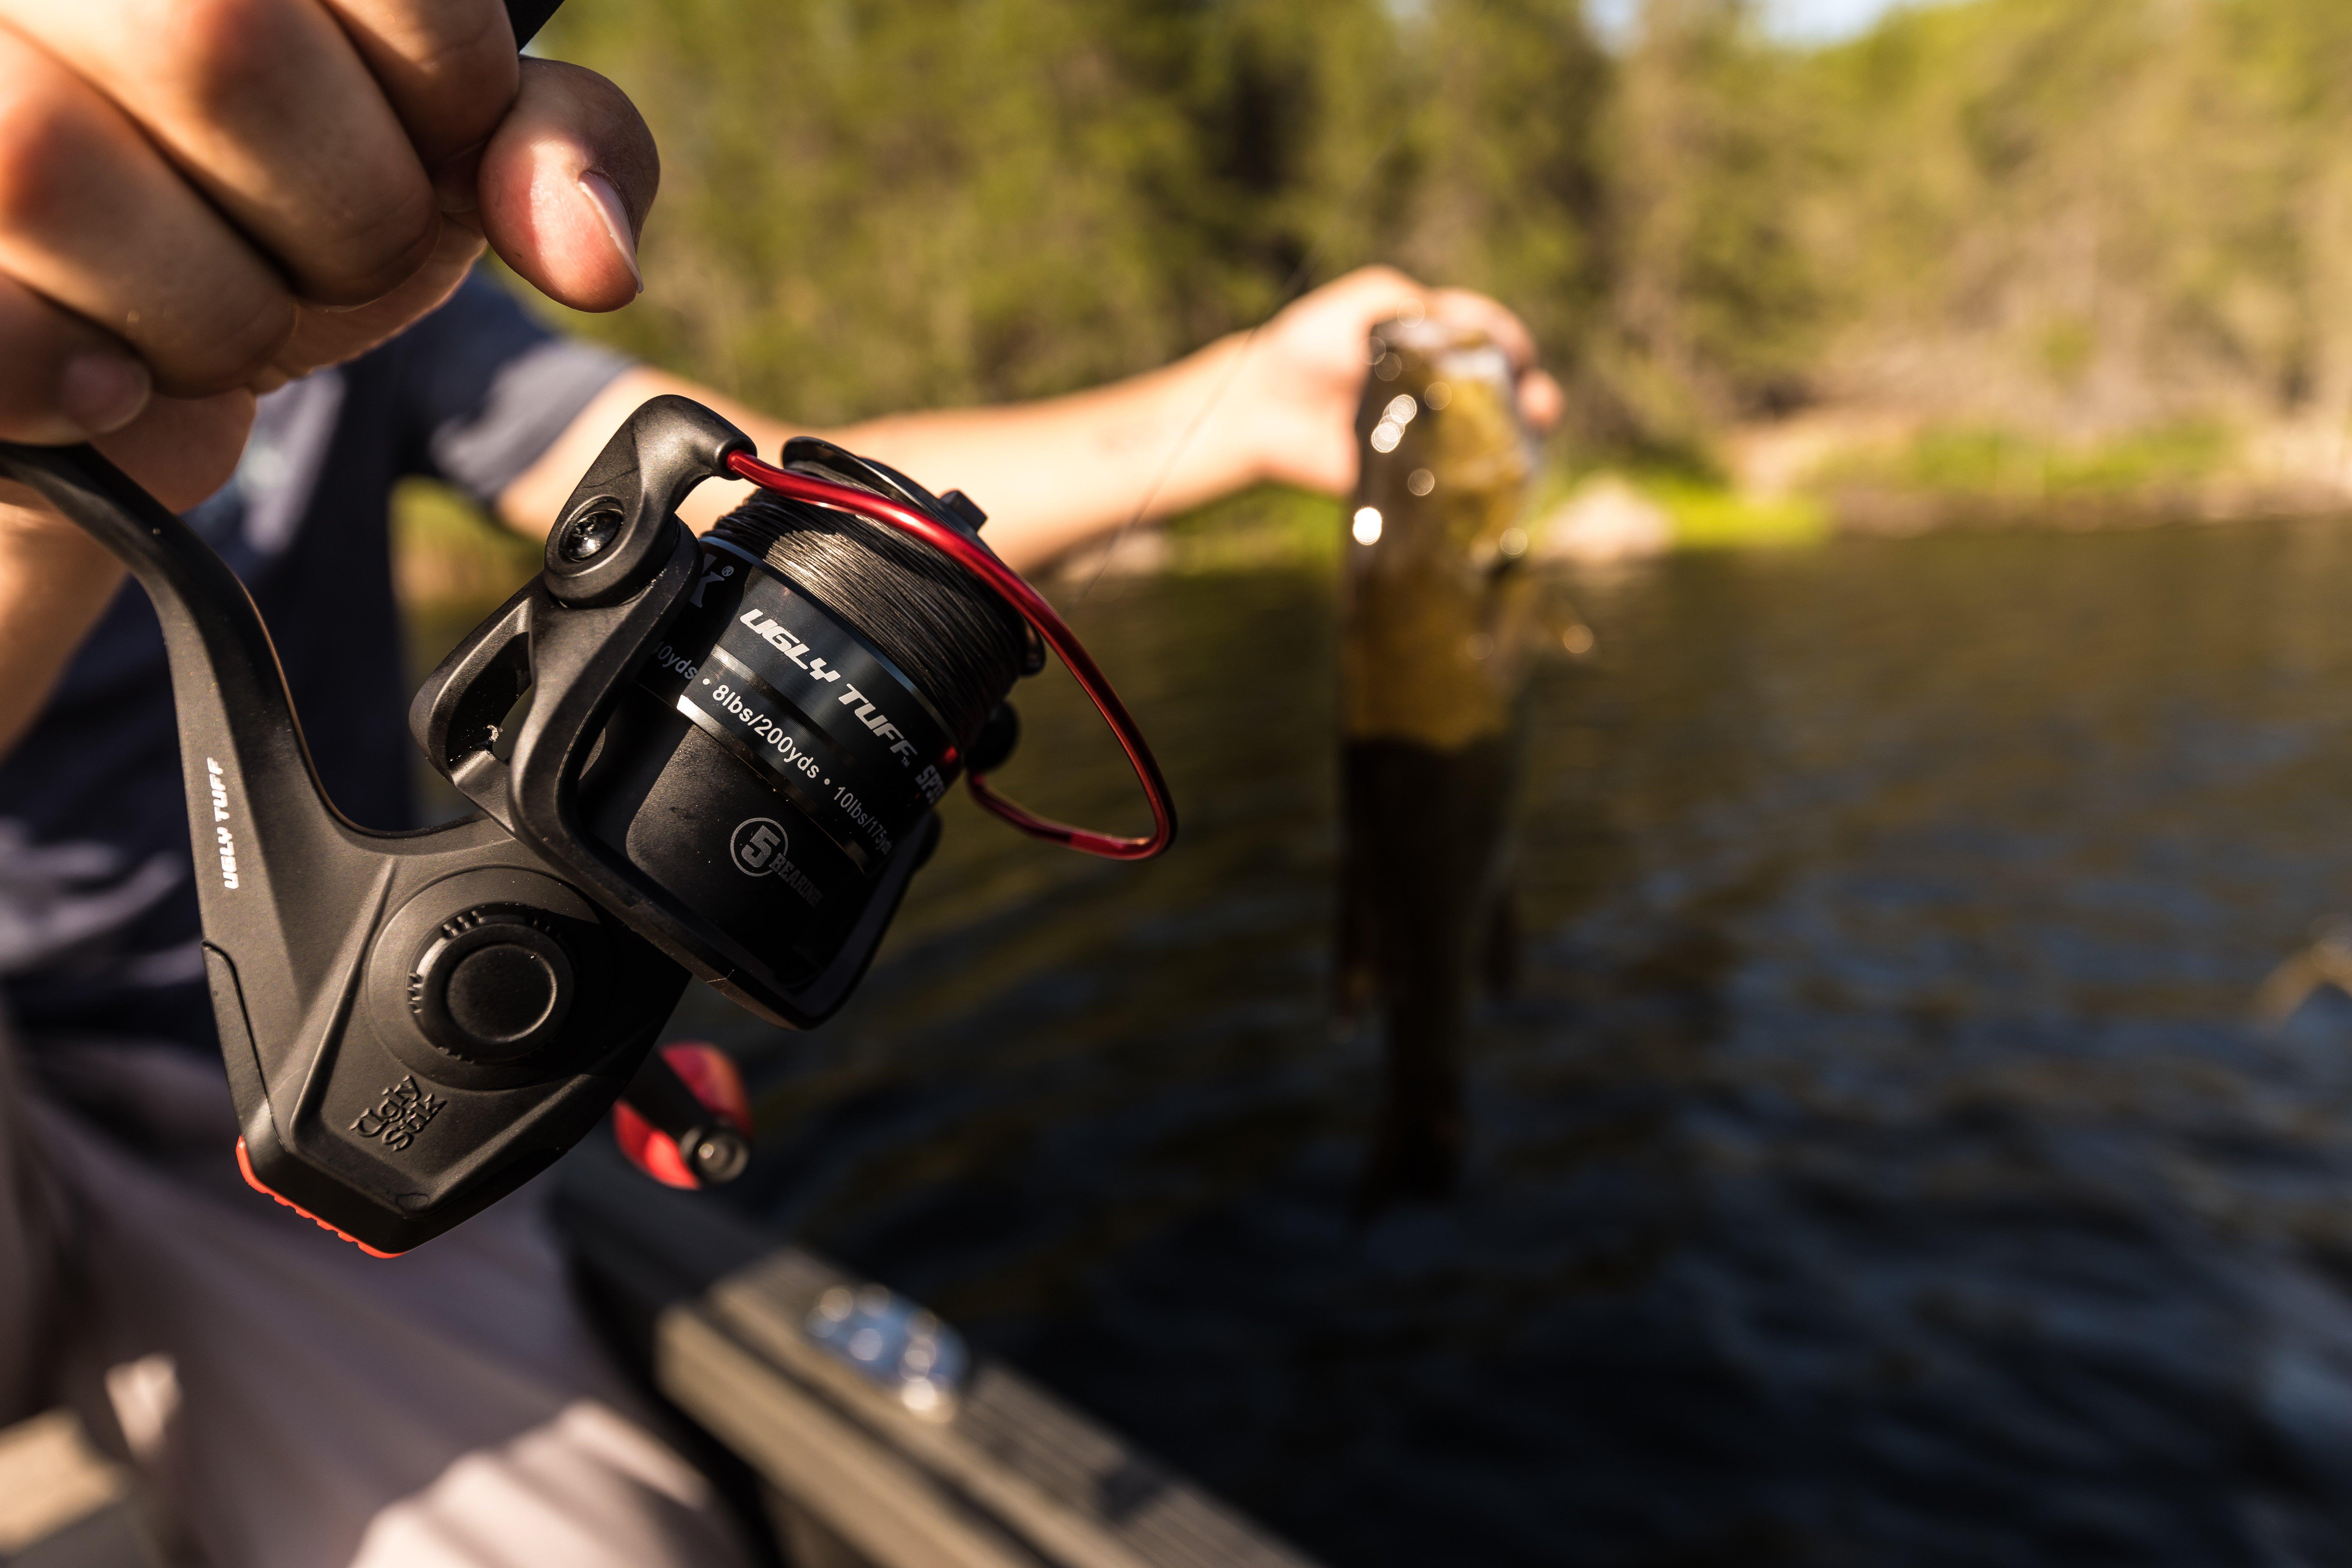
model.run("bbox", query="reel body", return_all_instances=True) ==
[408,408,958,1034]
[0,397,1171,1255]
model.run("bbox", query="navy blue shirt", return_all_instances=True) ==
[0,274,630,1046]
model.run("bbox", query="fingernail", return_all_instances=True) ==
[578,172,642,296]
[58,351,150,436]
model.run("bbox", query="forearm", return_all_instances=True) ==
[0,496,125,756]
[828,334,1268,570]
[502,338,1274,574]
[498,267,1555,574]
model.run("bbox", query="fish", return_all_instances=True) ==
[1336,318,1544,1212]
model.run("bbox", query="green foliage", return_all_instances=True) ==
[1595,0,1833,440]
[530,0,2352,482]
[536,0,1607,425]
[1821,420,2238,502]
[1161,484,1342,572]
[1646,477,1828,548]
[389,479,537,608]
[1783,0,2352,432]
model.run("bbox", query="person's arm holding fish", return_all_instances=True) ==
[500,265,1567,573]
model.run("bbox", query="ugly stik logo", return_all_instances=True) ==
[738,609,845,685]
[736,609,919,763]
[834,681,919,762]
[351,1074,444,1153]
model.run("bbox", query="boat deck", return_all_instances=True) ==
[0,1143,1320,1568]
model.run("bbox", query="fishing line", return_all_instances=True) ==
[722,445,1178,859]
[716,492,1025,750]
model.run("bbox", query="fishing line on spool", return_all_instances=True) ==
[719,448,1176,860]
[716,490,1023,750]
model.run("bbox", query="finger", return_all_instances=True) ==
[0,387,256,528]
[475,59,657,312]
[7,0,439,305]
[1319,265,1429,317]
[0,273,149,445]
[1517,369,1566,433]
[0,25,297,392]
[313,0,519,210]
[1427,287,1540,373]
[268,215,484,384]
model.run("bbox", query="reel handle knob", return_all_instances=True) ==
[615,1041,752,1189]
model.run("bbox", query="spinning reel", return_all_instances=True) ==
[0,396,1172,1254]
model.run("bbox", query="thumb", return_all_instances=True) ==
[474,59,658,313]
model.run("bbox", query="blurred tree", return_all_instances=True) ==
[1595,0,1829,453]
[1787,0,2352,437]
[1398,1,1614,426]
[531,0,2352,467]
[537,0,1608,422]
[540,0,1404,422]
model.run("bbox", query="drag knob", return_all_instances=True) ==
[409,905,576,1063]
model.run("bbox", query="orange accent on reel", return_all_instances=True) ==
[236,1137,402,1259]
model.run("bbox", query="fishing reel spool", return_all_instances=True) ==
[0,396,1172,1255]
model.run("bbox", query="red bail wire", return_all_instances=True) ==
[723,451,1176,861]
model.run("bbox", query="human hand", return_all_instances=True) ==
[1232,266,1563,498]
[0,3,656,509]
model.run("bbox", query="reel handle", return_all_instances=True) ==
[616,1043,751,1189]
[0,443,382,1059]
[0,439,696,1256]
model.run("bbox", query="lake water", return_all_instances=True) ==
[665,517,2352,1566]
